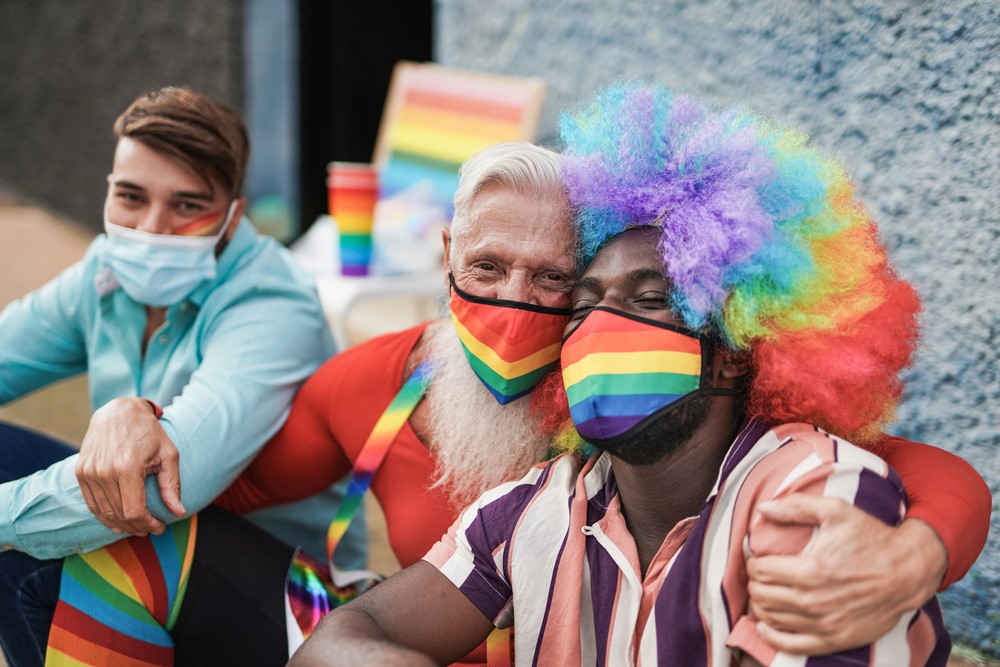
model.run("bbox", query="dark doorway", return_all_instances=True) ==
[297,0,433,235]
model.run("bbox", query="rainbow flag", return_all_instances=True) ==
[562,312,703,440]
[376,63,545,217]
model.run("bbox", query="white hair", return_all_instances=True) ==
[449,141,565,252]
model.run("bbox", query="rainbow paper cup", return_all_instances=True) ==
[327,162,379,276]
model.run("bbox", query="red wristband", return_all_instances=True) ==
[144,399,164,420]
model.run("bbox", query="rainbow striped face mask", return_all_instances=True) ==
[562,307,713,447]
[449,275,572,405]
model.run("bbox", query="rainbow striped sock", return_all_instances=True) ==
[46,516,197,667]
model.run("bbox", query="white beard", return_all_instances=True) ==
[424,323,551,508]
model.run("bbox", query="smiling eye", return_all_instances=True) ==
[475,262,498,272]
[636,296,667,309]
[536,272,572,292]
[570,300,595,317]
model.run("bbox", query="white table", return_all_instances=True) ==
[291,217,445,348]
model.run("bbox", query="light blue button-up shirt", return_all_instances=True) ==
[0,220,340,558]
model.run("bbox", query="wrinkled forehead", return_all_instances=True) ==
[461,182,571,229]
[453,184,576,265]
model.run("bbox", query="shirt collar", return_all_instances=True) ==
[582,417,769,507]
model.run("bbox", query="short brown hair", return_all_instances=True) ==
[114,87,250,199]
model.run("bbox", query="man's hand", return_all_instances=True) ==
[746,494,947,655]
[76,397,186,536]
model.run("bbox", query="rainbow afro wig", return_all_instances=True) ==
[558,81,921,444]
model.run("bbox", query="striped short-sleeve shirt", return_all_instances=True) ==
[424,419,950,666]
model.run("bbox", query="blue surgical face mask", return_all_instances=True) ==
[102,201,237,307]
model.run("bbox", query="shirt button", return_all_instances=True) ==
[72,547,83,554]
[158,334,169,344]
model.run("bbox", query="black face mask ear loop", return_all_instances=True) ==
[447,272,573,316]
[699,332,744,397]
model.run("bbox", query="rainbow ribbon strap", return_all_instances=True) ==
[287,359,434,640]
[325,358,434,566]
[288,357,513,664]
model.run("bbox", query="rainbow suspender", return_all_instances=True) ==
[288,358,512,664]
[286,360,435,640]
[326,359,434,572]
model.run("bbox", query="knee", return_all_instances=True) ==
[0,422,77,482]
[0,551,62,606]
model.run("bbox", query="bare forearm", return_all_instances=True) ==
[289,608,437,667]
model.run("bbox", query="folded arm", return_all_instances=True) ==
[0,285,332,558]
[75,396,183,536]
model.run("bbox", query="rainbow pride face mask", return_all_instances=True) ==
[449,274,572,405]
[562,307,710,447]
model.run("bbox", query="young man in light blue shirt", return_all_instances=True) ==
[0,86,365,665]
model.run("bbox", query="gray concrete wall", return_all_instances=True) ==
[437,0,999,655]
[0,1,243,232]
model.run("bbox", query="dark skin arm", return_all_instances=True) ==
[289,562,494,667]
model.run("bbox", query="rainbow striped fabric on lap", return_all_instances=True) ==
[562,308,703,444]
[46,516,197,666]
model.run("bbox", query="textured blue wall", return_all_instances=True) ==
[437,0,998,655]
